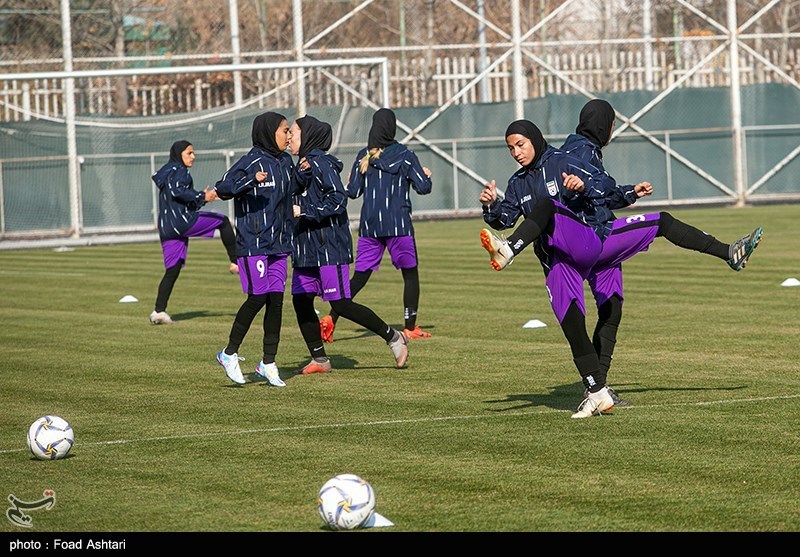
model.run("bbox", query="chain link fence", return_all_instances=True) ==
[1,0,799,244]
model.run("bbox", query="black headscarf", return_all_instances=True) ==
[169,140,192,166]
[252,112,287,157]
[368,108,397,150]
[576,99,615,148]
[296,115,333,158]
[505,119,548,168]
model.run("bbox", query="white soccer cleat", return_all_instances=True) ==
[216,350,246,385]
[149,310,173,325]
[388,330,409,368]
[571,386,615,419]
[480,229,514,271]
[255,361,286,387]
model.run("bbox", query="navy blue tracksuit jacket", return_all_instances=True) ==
[561,133,639,237]
[347,143,432,238]
[214,146,294,257]
[152,162,207,241]
[292,149,353,268]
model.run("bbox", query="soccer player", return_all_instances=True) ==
[479,119,616,418]
[288,115,409,375]
[150,140,237,325]
[493,100,763,407]
[484,104,763,414]
[320,108,433,343]
[213,112,295,387]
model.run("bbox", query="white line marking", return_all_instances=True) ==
[1,393,797,455]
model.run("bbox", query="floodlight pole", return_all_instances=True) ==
[229,0,243,107]
[511,0,525,120]
[61,0,81,238]
[293,0,307,116]
[728,0,746,207]
[477,0,489,103]
[643,0,653,91]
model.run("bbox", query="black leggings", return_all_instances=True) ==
[657,212,729,260]
[219,216,237,263]
[154,263,182,313]
[329,266,421,329]
[295,293,393,354]
[560,302,606,392]
[506,198,555,256]
[225,292,284,364]
[593,295,622,375]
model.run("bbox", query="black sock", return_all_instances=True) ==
[293,294,327,358]
[506,198,554,255]
[330,298,394,342]
[330,270,372,325]
[658,212,729,260]
[219,217,238,263]
[560,303,605,392]
[154,262,182,313]
[226,294,267,355]
[261,292,283,365]
[402,267,420,329]
[593,296,622,375]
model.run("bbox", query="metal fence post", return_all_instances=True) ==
[61,0,82,237]
[0,161,4,235]
[728,0,746,207]
[293,0,307,116]
[452,140,459,210]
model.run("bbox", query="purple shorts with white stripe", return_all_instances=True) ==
[238,254,289,295]
[160,212,228,269]
[291,265,351,302]
[542,201,602,323]
[354,236,418,272]
[588,212,661,307]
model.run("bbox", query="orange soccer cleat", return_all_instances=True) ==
[319,315,335,343]
[403,326,431,339]
[480,229,514,271]
[296,359,332,375]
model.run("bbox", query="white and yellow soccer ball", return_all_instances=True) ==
[317,474,376,530]
[27,416,74,460]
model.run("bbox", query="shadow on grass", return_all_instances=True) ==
[485,382,749,412]
[326,324,436,344]
[170,310,235,321]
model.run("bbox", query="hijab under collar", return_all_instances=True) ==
[505,119,548,168]
[576,99,615,148]
[368,108,397,150]
[252,112,287,157]
[297,115,333,158]
[169,140,192,166]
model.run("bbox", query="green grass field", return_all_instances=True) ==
[1,204,799,532]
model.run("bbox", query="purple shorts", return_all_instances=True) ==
[542,202,602,323]
[292,265,351,302]
[588,212,660,306]
[354,236,418,272]
[161,212,228,269]
[238,254,289,295]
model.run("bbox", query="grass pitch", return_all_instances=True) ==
[1,204,799,532]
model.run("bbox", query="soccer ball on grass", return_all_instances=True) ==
[317,473,376,530]
[27,416,74,460]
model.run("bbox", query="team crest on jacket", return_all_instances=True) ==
[546,180,558,196]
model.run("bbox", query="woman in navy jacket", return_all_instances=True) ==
[320,108,432,343]
[559,99,761,407]
[213,112,295,388]
[150,140,237,325]
[288,115,409,375]
[478,119,615,419]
